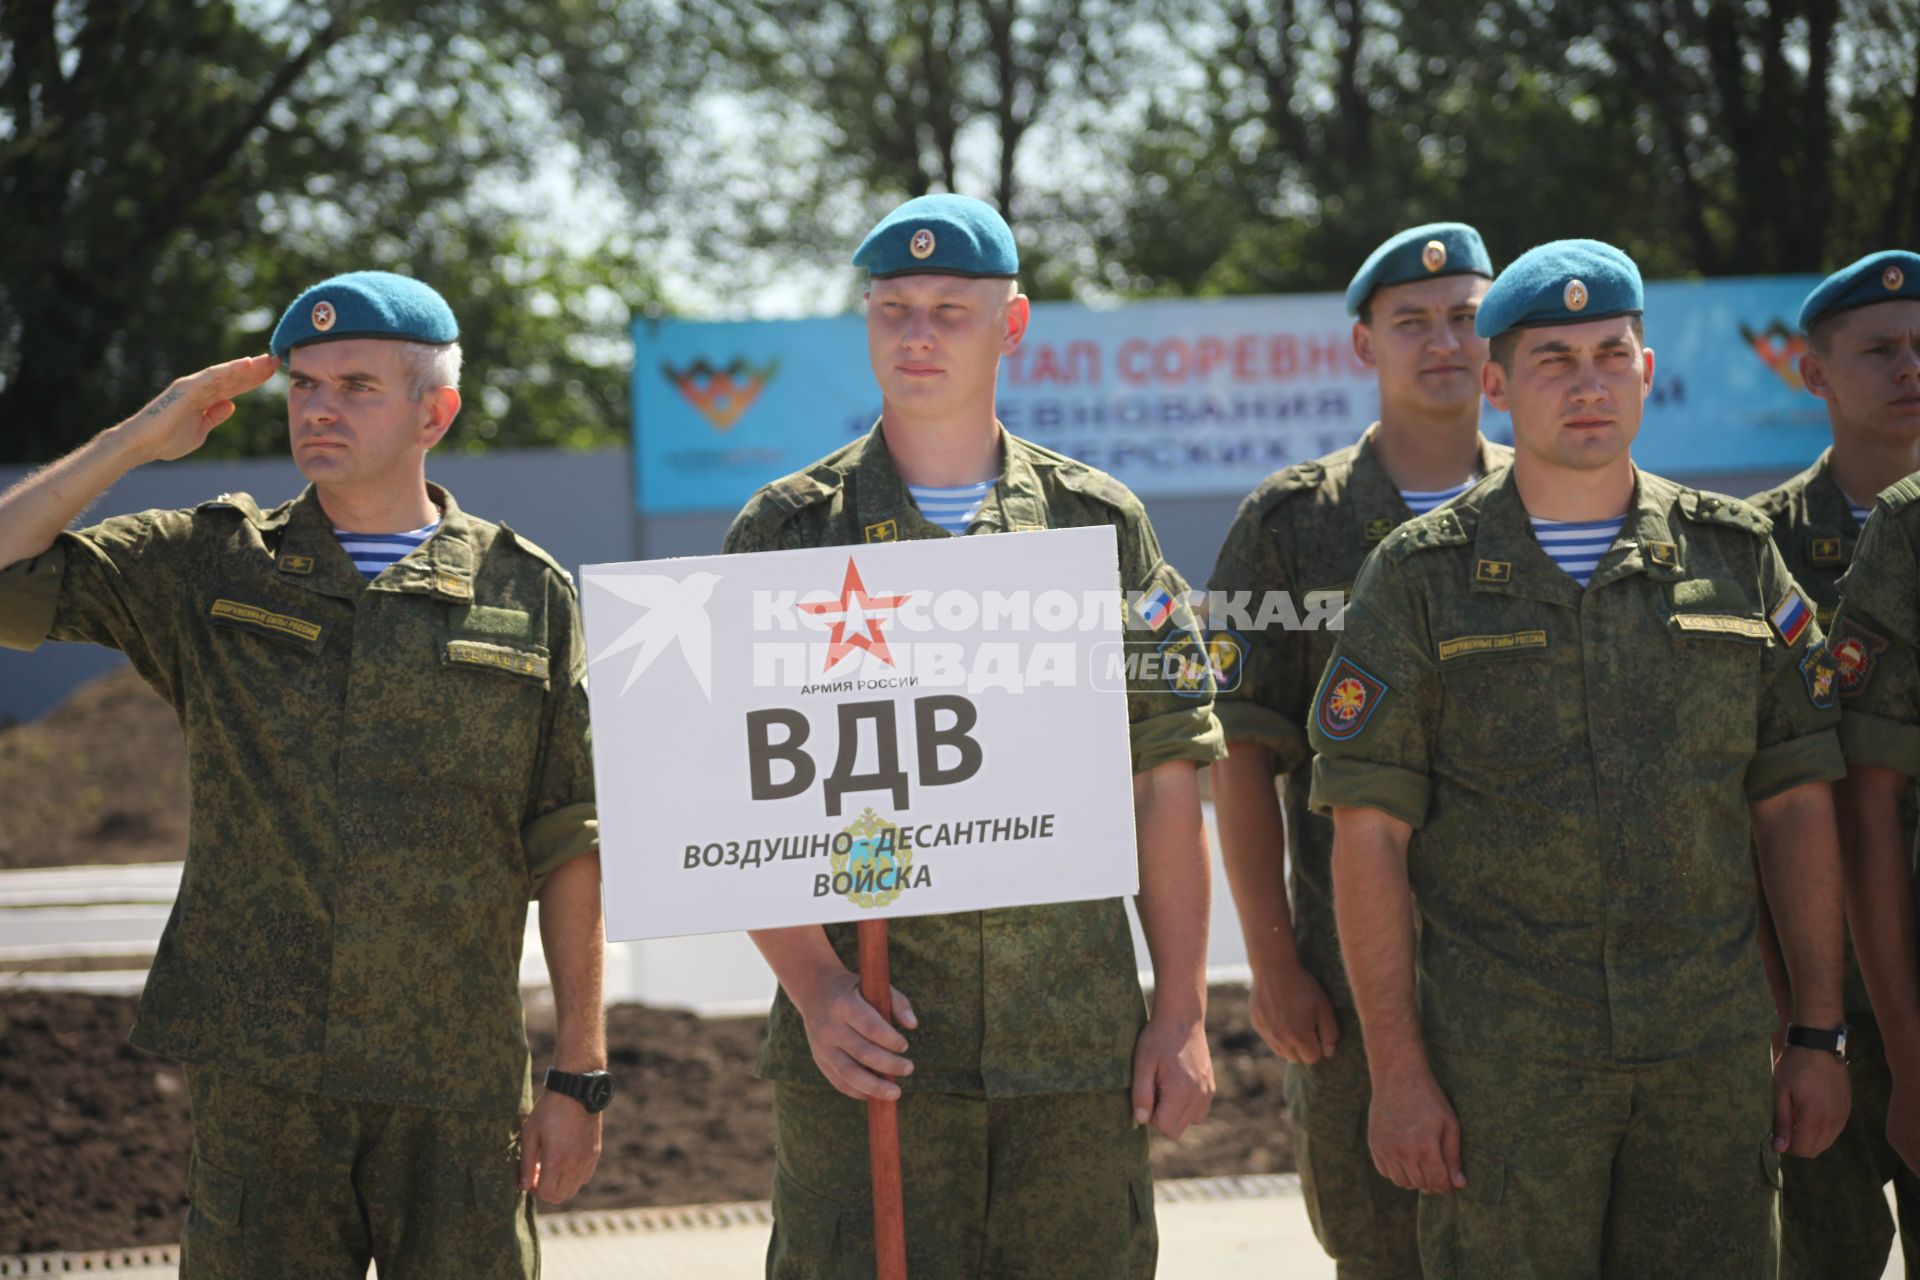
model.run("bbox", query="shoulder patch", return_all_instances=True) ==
[1679,489,1772,538]
[1381,507,1472,562]
[499,524,574,585]
[1316,657,1389,741]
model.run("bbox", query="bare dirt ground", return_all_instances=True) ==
[0,667,1292,1254]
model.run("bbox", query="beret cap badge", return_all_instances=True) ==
[1564,279,1589,311]
[1422,240,1447,272]
[311,301,336,331]
[909,229,936,260]
[1886,266,1907,292]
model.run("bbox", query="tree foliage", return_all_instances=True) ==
[4,0,1917,464]
[0,0,679,464]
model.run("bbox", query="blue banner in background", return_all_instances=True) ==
[632,276,1827,514]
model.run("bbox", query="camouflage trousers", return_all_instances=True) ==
[1781,1015,1920,1279]
[180,1066,536,1280]
[767,1082,1155,1280]
[1419,1040,1778,1280]
[1285,1009,1421,1279]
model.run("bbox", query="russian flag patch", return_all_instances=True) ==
[1134,586,1176,631]
[1770,587,1813,647]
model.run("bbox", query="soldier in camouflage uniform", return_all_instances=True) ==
[1308,239,1851,1278]
[1749,249,1920,1280]
[1814,250,1920,1276]
[0,273,607,1279]
[1207,221,1508,1280]
[727,194,1224,1280]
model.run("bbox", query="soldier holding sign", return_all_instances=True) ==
[1310,240,1851,1277]
[0,273,606,1278]
[724,194,1225,1278]
[1207,221,1509,1279]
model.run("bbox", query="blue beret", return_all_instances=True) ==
[270,271,459,360]
[1345,222,1494,316]
[1799,250,1920,334]
[853,194,1018,279]
[1476,239,1644,339]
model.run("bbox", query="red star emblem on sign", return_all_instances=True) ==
[799,557,911,672]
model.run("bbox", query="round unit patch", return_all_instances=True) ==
[1564,279,1589,312]
[909,229,936,260]
[1886,265,1907,292]
[311,300,336,331]
[1422,240,1448,272]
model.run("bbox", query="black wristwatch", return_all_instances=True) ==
[544,1067,615,1113]
[1784,1023,1850,1064]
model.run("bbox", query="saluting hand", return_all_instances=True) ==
[117,354,279,464]
[1369,1063,1467,1195]
[1250,960,1340,1065]
[795,967,919,1102]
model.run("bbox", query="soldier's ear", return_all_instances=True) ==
[1481,358,1508,412]
[1800,351,1832,401]
[420,386,460,449]
[1352,320,1376,370]
[1001,293,1031,354]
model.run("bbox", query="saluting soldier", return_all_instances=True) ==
[1309,239,1851,1278]
[1207,222,1508,1279]
[1750,249,1920,1280]
[1814,252,1920,1273]
[0,273,608,1279]
[724,193,1225,1279]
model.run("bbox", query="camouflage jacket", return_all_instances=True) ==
[1750,449,1913,1018]
[1307,466,1843,1063]
[0,484,596,1113]
[1206,424,1511,1007]
[725,424,1225,1097]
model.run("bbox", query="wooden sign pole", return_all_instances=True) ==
[858,918,909,1280]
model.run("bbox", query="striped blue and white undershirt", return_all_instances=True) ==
[1530,516,1626,588]
[908,479,997,536]
[333,521,439,579]
[1398,477,1478,517]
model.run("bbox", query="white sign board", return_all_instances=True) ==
[582,527,1143,941]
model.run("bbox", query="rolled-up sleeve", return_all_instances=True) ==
[1745,543,1845,801]
[1125,554,1226,774]
[522,573,598,893]
[1306,550,1439,827]
[1205,496,1311,774]
[1833,506,1920,778]
[1,510,194,705]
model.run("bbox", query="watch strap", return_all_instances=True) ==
[1784,1022,1849,1061]
[544,1067,614,1113]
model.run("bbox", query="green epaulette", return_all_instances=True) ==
[1679,489,1772,538]
[1381,505,1473,562]
[500,524,572,585]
